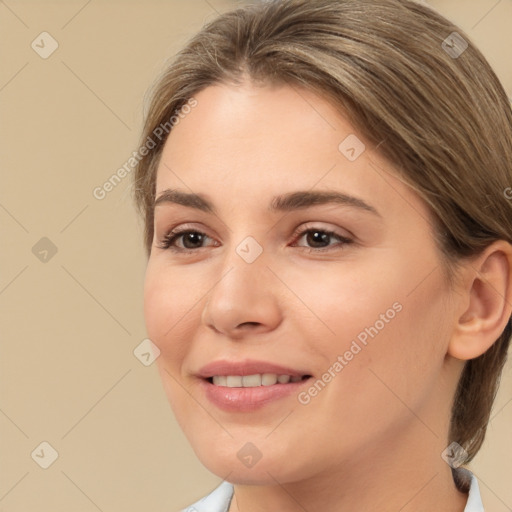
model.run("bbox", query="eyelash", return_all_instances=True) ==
[156,225,353,253]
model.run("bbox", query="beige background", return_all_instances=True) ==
[1,1,511,511]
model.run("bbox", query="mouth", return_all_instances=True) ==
[195,359,314,411]
[204,374,312,387]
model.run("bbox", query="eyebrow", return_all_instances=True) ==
[154,188,381,217]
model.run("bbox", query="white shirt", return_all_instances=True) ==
[180,468,484,512]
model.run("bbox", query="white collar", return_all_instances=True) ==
[182,469,484,512]
[180,480,233,512]
[463,471,485,511]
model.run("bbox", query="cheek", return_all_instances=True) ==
[143,261,194,361]
[340,268,450,421]
[290,253,449,401]
[284,258,405,348]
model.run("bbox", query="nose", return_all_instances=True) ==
[200,247,283,339]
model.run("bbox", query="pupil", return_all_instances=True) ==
[184,232,203,249]
[308,231,328,247]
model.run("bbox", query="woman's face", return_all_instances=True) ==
[144,82,461,484]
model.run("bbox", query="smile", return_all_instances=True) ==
[195,359,313,411]
[208,373,311,387]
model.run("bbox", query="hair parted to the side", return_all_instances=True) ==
[132,0,512,463]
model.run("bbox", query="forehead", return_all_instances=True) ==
[155,82,428,223]
[157,82,349,182]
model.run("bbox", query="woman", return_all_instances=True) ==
[133,0,512,510]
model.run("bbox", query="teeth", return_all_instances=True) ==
[212,375,227,386]
[243,374,262,387]
[226,375,243,387]
[262,373,277,386]
[211,373,304,387]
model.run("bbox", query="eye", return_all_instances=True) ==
[291,225,353,252]
[155,225,353,253]
[156,228,216,251]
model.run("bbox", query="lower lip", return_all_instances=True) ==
[199,377,312,412]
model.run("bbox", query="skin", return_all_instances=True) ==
[143,82,512,512]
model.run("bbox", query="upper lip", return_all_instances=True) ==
[197,359,312,379]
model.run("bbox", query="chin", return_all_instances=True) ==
[193,440,309,485]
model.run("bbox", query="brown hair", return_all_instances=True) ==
[132,0,512,463]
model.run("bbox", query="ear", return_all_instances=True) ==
[448,240,512,360]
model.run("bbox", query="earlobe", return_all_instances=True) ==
[448,240,512,361]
